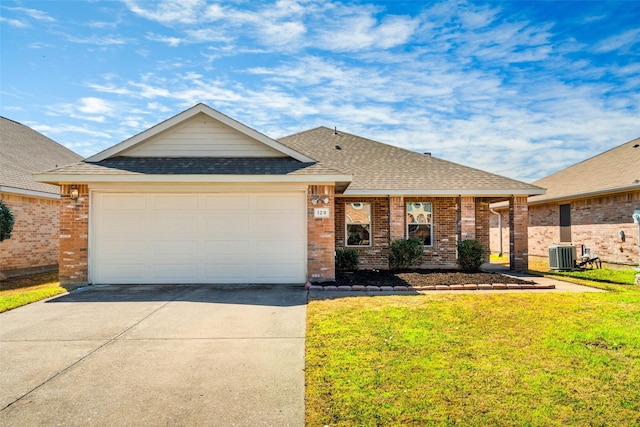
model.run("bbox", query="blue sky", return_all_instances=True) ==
[1,0,638,182]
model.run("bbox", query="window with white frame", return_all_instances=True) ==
[407,202,432,246]
[345,202,371,246]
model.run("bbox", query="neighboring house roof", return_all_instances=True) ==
[528,136,640,204]
[279,126,545,196]
[0,116,82,198]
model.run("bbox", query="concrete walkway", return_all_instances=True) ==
[0,284,307,427]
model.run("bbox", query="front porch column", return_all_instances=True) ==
[509,196,529,271]
[307,185,335,283]
[59,184,89,285]
[460,196,476,240]
[389,196,404,242]
[475,199,491,262]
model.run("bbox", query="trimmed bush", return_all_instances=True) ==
[389,238,424,270]
[336,249,359,271]
[457,239,485,271]
[0,200,14,242]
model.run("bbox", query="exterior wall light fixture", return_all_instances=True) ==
[70,185,79,201]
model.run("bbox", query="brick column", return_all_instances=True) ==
[307,185,335,283]
[460,196,476,240]
[389,196,404,242]
[475,199,491,262]
[509,196,529,271]
[59,184,89,285]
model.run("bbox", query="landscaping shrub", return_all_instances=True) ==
[389,238,424,270]
[336,249,359,271]
[457,239,485,271]
[0,200,14,242]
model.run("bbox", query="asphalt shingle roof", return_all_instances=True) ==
[279,126,543,194]
[529,136,640,203]
[50,157,344,176]
[0,117,82,195]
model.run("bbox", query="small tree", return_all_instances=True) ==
[457,239,485,271]
[336,249,359,271]
[0,200,15,242]
[389,238,424,270]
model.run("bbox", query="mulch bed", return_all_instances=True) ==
[306,269,549,292]
[335,269,535,287]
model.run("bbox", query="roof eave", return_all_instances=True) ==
[0,185,61,199]
[32,173,353,185]
[341,188,546,197]
[528,183,640,205]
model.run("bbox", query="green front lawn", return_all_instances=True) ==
[306,279,640,425]
[0,271,68,313]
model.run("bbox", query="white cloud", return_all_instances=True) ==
[78,97,114,115]
[594,28,640,53]
[0,16,28,28]
[5,6,55,22]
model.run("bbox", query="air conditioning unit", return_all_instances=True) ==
[549,245,576,270]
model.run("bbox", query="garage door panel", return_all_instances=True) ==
[203,264,250,281]
[151,264,198,281]
[92,192,306,284]
[152,215,198,236]
[204,195,250,211]
[95,264,146,282]
[99,240,146,259]
[204,216,250,235]
[99,213,146,234]
[204,240,249,256]
[256,194,303,212]
[99,194,147,210]
[153,195,199,210]
[153,240,198,257]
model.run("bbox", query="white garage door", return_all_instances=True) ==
[92,192,306,284]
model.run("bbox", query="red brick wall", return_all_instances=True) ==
[509,196,529,271]
[491,191,640,266]
[0,192,60,276]
[335,196,459,270]
[475,199,491,262]
[307,185,335,282]
[59,184,89,285]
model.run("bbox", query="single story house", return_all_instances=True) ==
[0,117,82,279]
[490,136,640,267]
[35,104,544,286]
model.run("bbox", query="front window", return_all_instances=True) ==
[407,202,432,246]
[346,202,371,246]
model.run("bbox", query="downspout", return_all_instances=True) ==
[490,208,503,257]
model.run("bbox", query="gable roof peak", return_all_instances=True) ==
[86,103,315,163]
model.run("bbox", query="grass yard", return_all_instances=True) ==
[306,282,640,425]
[0,271,68,313]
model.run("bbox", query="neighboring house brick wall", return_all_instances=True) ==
[491,190,640,266]
[0,192,59,277]
[307,185,335,283]
[59,184,89,285]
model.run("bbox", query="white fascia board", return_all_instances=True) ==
[0,185,60,199]
[86,104,315,163]
[32,173,352,184]
[341,188,546,197]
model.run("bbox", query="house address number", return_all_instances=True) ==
[314,207,330,218]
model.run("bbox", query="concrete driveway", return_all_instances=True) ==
[0,284,307,426]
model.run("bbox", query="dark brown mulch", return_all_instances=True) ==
[333,269,536,287]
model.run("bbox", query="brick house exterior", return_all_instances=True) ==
[0,117,82,279]
[36,104,543,286]
[491,137,640,268]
